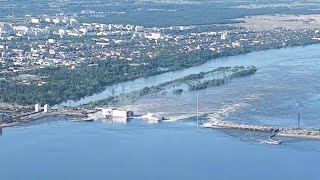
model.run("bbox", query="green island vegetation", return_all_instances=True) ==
[83,66,257,108]
[189,66,257,90]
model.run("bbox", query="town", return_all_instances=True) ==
[1,13,320,76]
[1,12,320,106]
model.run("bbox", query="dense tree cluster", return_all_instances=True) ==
[189,66,257,91]
[173,89,184,94]
[0,50,216,105]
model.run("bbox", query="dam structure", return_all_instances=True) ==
[202,120,280,132]
[202,120,320,140]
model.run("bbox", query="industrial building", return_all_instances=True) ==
[101,108,133,119]
[34,103,50,113]
[31,18,40,24]
[220,31,228,40]
[145,32,161,40]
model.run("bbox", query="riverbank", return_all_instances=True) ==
[0,109,90,128]
[1,40,319,107]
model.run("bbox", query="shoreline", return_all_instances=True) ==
[2,110,320,142]
[0,109,89,129]
[0,122,20,128]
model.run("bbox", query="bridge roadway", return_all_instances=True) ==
[201,120,280,132]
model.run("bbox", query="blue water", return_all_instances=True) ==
[0,119,319,180]
[2,45,320,179]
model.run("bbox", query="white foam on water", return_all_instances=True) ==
[208,94,260,121]
[163,114,195,122]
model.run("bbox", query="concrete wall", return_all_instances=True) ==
[102,108,113,117]
[112,117,128,124]
[112,110,128,118]
[101,108,133,118]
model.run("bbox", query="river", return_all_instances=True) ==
[0,119,319,180]
[1,44,320,179]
